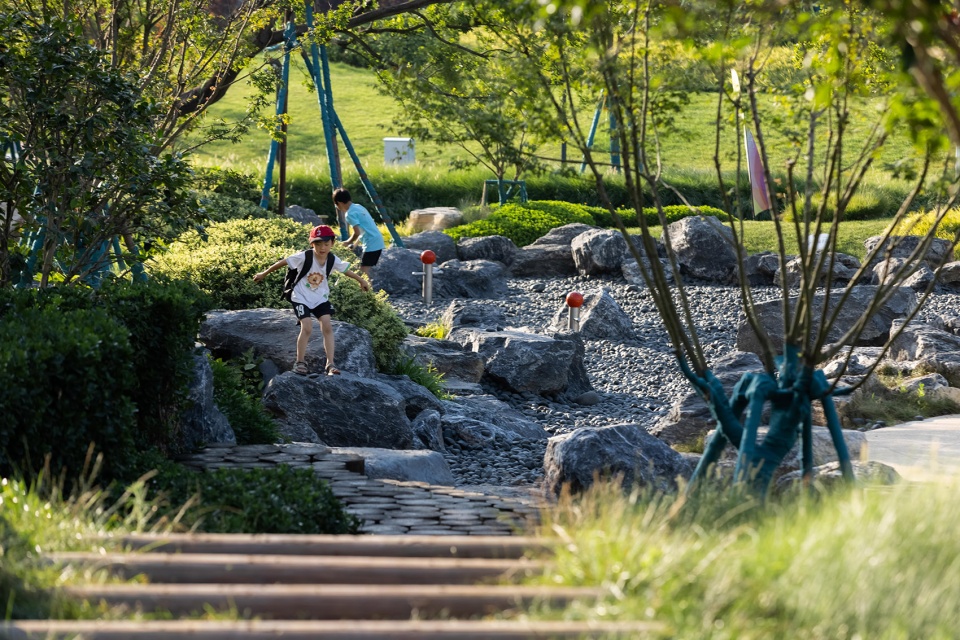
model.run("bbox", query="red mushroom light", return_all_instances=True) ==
[566,291,584,308]
[420,250,437,265]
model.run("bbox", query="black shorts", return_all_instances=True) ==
[360,249,382,267]
[292,300,334,323]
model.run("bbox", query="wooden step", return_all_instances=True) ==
[102,533,546,559]
[49,552,543,584]
[63,583,601,619]
[0,618,664,639]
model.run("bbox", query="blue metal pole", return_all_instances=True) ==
[259,20,295,209]
[609,101,621,173]
[329,109,404,248]
[305,3,341,188]
[580,91,605,174]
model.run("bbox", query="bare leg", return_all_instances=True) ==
[296,318,312,363]
[319,314,337,372]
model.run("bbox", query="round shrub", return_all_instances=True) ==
[329,283,409,371]
[0,306,138,481]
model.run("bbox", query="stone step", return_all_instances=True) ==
[49,552,543,584]
[103,533,547,559]
[0,619,663,639]
[62,583,602,619]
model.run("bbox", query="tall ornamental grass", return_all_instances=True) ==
[530,480,960,639]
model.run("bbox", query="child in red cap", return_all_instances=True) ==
[254,225,370,375]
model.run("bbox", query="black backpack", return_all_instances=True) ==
[282,250,336,302]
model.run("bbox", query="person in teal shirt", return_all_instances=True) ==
[333,187,385,280]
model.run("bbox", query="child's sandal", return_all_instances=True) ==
[293,361,309,375]
[325,363,341,376]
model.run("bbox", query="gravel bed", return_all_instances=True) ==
[386,273,960,487]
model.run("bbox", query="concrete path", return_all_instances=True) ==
[865,414,960,481]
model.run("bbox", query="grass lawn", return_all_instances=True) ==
[185,60,932,211]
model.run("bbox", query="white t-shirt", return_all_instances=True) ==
[285,250,349,308]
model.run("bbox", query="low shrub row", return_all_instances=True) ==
[445,200,595,247]
[273,164,916,224]
[444,200,729,246]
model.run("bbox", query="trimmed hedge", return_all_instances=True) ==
[585,204,729,228]
[0,278,208,482]
[0,306,137,481]
[445,200,595,247]
[443,200,729,247]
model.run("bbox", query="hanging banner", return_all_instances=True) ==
[744,127,772,219]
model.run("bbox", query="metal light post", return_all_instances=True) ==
[415,250,438,306]
[566,291,584,331]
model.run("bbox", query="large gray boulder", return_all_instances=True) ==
[457,235,518,265]
[775,460,900,493]
[408,207,464,232]
[550,288,634,341]
[440,395,550,444]
[401,230,458,265]
[736,286,917,356]
[440,300,507,332]
[864,235,953,268]
[621,256,675,287]
[432,259,507,299]
[743,251,781,286]
[777,253,866,289]
[543,424,693,496]
[872,257,937,290]
[330,447,455,485]
[199,309,376,377]
[572,229,628,276]
[533,223,598,246]
[411,409,445,452]
[888,319,960,361]
[374,373,446,420]
[449,328,593,397]
[509,244,577,277]
[369,248,423,295]
[509,223,597,277]
[649,351,765,446]
[285,205,324,226]
[179,352,237,450]
[661,216,738,284]
[262,373,414,449]
[400,334,485,383]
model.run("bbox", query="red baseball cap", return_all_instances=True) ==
[310,225,337,242]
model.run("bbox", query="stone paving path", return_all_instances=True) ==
[176,444,545,536]
[866,414,960,482]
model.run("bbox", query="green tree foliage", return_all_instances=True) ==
[0,13,196,287]
[368,3,576,196]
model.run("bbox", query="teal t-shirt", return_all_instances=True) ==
[345,203,386,252]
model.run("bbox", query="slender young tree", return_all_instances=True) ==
[511,0,960,491]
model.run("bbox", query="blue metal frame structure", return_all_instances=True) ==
[4,139,144,288]
[261,3,404,248]
[580,91,622,174]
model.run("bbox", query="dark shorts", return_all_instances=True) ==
[292,300,334,323]
[360,249,382,267]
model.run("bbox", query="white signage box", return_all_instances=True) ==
[384,137,415,166]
